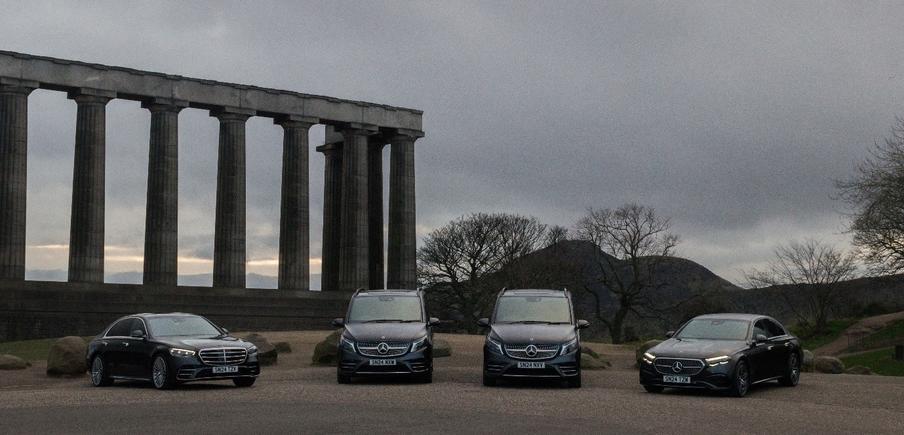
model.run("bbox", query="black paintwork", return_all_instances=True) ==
[85,313,260,387]
[639,313,801,394]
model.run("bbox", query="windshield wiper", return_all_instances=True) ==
[362,319,419,323]
[505,320,560,324]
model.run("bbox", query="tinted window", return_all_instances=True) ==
[494,296,572,324]
[132,319,147,336]
[753,320,769,338]
[347,295,423,323]
[147,316,221,337]
[763,319,785,337]
[106,319,134,337]
[676,319,750,340]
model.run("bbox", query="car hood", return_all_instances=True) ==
[650,338,748,359]
[490,324,576,345]
[156,336,252,350]
[343,323,428,342]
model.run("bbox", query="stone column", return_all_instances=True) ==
[386,130,422,289]
[211,108,253,288]
[141,99,186,286]
[0,78,36,281]
[338,123,377,291]
[317,141,342,291]
[367,138,386,289]
[68,89,115,283]
[276,115,317,290]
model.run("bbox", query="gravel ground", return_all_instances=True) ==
[0,332,902,434]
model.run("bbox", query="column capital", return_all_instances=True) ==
[274,114,318,129]
[338,122,379,135]
[141,97,188,113]
[210,106,255,122]
[67,88,116,104]
[0,77,38,95]
[387,128,425,141]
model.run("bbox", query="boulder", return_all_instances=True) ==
[46,336,87,376]
[274,342,292,354]
[433,338,452,358]
[312,330,342,366]
[581,352,611,370]
[845,365,873,375]
[813,356,845,374]
[0,354,30,370]
[635,340,663,367]
[243,333,278,366]
[581,346,601,360]
[801,349,815,372]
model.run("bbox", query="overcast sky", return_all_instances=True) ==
[2,1,903,287]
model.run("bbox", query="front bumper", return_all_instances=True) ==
[338,346,432,377]
[638,358,733,390]
[483,348,580,380]
[170,355,261,382]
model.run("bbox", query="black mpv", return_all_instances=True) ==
[479,289,589,388]
[86,313,260,390]
[333,289,439,384]
[639,313,802,397]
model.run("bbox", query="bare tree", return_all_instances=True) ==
[837,118,904,275]
[417,213,547,331]
[574,203,680,343]
[545,225,570,247]
[745,239,858,334]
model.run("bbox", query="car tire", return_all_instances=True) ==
[779,352,801,387]
[482,373,496,387]
[152,355,176,390]
[337,371,352,384]
[418,372,433,384]
[643,385,664,393]
[233,377,256,388]
[729,360,750,397]
[567,373,582,388]
[89,355,113,387]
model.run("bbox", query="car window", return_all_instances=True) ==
[347,295,423,323]
[132,319,147,336]
[147,316,222,337]
[106,319,133,337]
[764,319,785,337]
[494,296,572,324]
[753,320,770,338]
[675,319,749,340]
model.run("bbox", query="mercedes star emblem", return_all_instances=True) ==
[671,361,684,373]
[525,344,538,357]
[377,342,389,355]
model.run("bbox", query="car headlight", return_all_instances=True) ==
[410,335,429,353]
[642,352,655,364]
[486,336,503,355]
[560,338,579,356]
[339,336,356,352]
[248,345,258,355]
[170,348,196,357]
[705,355,731,366]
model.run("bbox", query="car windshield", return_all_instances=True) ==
[147,316,222,337]
[494,295,572,324]
[347,295,423,323]
[676,319,750,340]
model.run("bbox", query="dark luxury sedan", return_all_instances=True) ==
[639,313,801,397]
[333,289,439,384]
[479,288,589,388]
[86,313,260,389]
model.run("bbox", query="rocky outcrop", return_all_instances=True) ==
[813,356,845,374]
[46,336,87,376]
[243,333,278,366]
[312,330,342,366]
[0,354,30,370]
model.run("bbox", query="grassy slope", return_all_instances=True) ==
[790,319,857,350]
[856,319,904,351]
[841,348,904,376]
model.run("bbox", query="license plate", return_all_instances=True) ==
[212,366,239,374]
[369,359,397,366]
[663,375,690,383]
[517,362,545,369]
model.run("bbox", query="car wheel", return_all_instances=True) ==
[152,355,175,390]
[233,377,256,388]
[730,360,750,397]
[337,371,351,384]
[779,352,801,387]
[418,372,433,384]
[482,373,496,387]
[643,385,664,393]
[90,355,113,387]
[567,373,582,388]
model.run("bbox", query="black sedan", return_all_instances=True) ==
[86,313,260,389]
[639,313,801,397]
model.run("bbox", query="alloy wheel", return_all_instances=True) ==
[152,357,167,389]
[790,354,800,384]
[737,363,749,396]
[91,357,104,386]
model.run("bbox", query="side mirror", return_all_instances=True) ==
[130,329,146,339]
[754,334,768,344]
[477,318,490,328]
[428,317,440,326]
[331,318,345,328]
[576,319,590,330]
[666,331,675,338]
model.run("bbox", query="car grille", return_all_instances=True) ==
[504,343,560,360]
[198,347,247,366]
[357,341,409,357]
[653,357,705,375]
